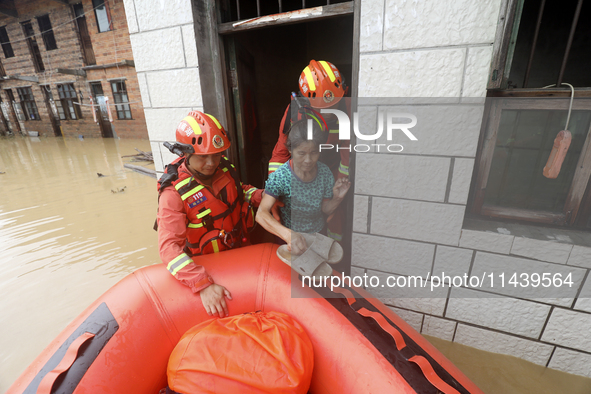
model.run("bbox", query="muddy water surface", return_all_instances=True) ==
[0,136,158,391]
[2,136,591,393]
[426,336,591,394]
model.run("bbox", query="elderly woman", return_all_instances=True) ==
[256,119,351,255]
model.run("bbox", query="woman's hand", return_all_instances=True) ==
[289,231,308,255]
[322,177,352,216]
[332,177,351,200]
[256,193,293,246]
[199,284,232,318]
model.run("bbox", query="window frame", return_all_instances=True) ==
[470,96,591,227]
[36,14,58,51]
[56,84,82,121]
[16,87,41,121]
[110,80,132,120]
[21,21,45,72]
[92,0,112,33]
[469,0,591,228]
[73,3,97,66]
[0,26,14,58]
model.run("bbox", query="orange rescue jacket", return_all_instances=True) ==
[158,156,255,258]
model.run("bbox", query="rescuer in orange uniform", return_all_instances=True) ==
[268,60,350,241]
[156,111,262,318]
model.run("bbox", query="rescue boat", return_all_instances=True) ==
[8,243,483,394]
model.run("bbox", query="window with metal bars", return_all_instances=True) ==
[0,26,14,58]
[219,0,351,23]
[470,0,591,229]
[110,81,132,120]
[56,84,82,120]
[37,15,57,51]
[505,0,590,89]
[16,87,40,121]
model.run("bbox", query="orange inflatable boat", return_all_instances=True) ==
[8,243,483,394]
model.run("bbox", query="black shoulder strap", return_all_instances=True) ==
[158,157,185,192]
[219,157,244,206]
[155,157,185,231]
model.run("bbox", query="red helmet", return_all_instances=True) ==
[175,111,231,155]
[298,60,346,109]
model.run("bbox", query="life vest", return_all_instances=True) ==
[157,156,255,256]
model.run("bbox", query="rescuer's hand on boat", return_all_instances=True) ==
[199,284,232,317]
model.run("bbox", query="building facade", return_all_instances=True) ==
[123,0,591,378]
[0,0,147,138]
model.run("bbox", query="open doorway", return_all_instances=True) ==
[224,15,354,188]
[41,85,62,137]
[220,12,355,271]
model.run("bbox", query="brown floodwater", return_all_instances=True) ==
[2,136,591,393]
[0,136,158,391]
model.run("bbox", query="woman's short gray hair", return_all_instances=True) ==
[285,119,326,151]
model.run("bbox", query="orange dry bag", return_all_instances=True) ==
[167,311,314,394]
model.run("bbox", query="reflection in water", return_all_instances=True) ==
[0,136,158,391]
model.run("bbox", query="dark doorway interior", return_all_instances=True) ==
[41,86,62,136]
[73,3,96,66]
[0,96,10,135]
[91,82,114,138]
[224,15,354,188]
[5,89,22,134]
[22,21,45,72]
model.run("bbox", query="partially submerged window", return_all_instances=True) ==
[110,80,132,119]
[56,84,82,120]
[16,87,40,121]
[92,0,112,32]
[0,26,14,58]
[470,0,591,229]
[21,21,45,72]
[36,14,57,51]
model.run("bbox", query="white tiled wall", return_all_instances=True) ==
[123,0,200,174]
[353,0,591,378]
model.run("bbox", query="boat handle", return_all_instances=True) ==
[36,332,96,394]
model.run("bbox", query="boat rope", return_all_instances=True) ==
[331,286,466,394]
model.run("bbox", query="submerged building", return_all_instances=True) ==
[124,0,591,378]
[0,0,147,138]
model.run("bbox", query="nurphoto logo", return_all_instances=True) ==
[309,109,418,153]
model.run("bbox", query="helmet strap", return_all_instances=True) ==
[195,170,215,181]
[186,154,216,181]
